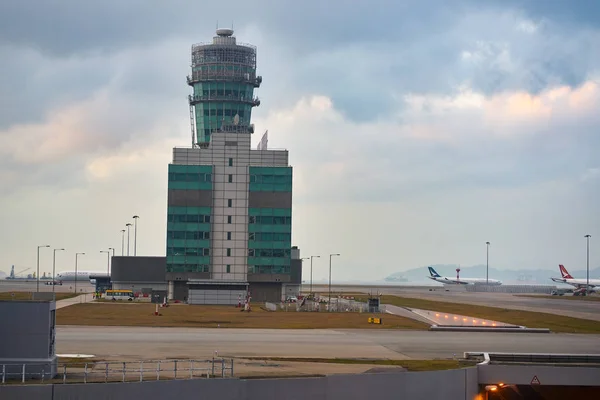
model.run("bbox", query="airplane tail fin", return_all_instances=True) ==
[428,267,441,278]
[559,264,574,279]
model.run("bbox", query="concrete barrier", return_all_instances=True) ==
[0,368,479,400]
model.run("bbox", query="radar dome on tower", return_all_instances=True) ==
[216,28,234,37]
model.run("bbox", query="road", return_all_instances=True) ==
[311,284,600,322]
[0,280,95,293]
[56,326,600,360]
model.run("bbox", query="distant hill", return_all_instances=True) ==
[385,264,600,284]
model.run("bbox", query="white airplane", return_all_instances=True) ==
[550,265,600,293]
[55,271,109,282]
[427,266,502,286]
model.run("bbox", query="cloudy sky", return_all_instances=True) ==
[1,0,599,281]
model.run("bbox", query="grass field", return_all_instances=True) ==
[240,357,477,372]
[56,303,429,329]
[353,295,600,334]
[516,294,600,302]
[0,292,78,301]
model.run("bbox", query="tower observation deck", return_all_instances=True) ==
[187,28,262,147]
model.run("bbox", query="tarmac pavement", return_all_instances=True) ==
[56,326,600,361]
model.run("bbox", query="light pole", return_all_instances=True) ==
[52,248,65,293]
[310,255,320,295]
[126,223,132,256]
[37,245,50,293]
[120,230,126,256]
[585,235,591,293]
[108,247,115,275]
[101,250,110,278]
[133,215,139,256]
[329,253,340,311]
[485,241,490,285]
[75,252,85,294]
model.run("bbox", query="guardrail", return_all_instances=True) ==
[464,352,600,365]
[1,358,234,384]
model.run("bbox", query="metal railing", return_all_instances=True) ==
[1,358,234,384]
[277,299,386,313]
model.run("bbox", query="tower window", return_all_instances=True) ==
[228,158,233,167]
[227,215,232,224]
[227,232,231,240]
[228,174,233,183]
[227,199,232,207]
[226,265,231,273]
[226,248,231,257]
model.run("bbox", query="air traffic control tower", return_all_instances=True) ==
[187,28,262,146]
[165,29,301,304]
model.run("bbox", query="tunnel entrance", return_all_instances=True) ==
[483,384,600,399]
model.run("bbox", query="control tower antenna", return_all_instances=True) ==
[187,28,262,147]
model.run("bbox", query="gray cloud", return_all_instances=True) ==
[1,1,599,277]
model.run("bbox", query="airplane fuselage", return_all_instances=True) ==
[427,276,503,286]
[55,271,109,281]
[551,277,600,288]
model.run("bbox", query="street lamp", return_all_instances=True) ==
[37,245,50,293]
[52,248,65,293]
[133,215,139,256]
[75,253,85,294]
[585,235,591,293]
[108,247,115,274]
[486,242,491,285]
[120,229,126,256]
[100,250,110,277]
[329,253,340,311]
[310,256,320,295]
[126,223,133,256]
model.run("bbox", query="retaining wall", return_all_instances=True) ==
[0,368,478,400]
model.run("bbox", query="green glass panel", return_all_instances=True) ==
[167,206,212,215]
[248,208,292,217]
[248,224,291,233]
[168,181,212,190]
[166,222,211,232]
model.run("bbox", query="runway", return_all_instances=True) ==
[0,280,96,293]
[311,285,600,322]
[56,326,600,360]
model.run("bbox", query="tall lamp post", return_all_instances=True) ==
[126,223,133,256]
[52,248,65,293]
[310,255,320,295]
[108,247,115,275]
[120,229,126,256]
[585,235,591,293]
[75,252,85,294]
[329,253,340,311]
[485,241,491,285]
[37,245,50,293]
[133,215,139,256]
[101,251,110,281]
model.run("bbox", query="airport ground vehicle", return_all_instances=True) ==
[105,289,134,301]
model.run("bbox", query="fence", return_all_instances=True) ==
[273,299,386,313]
[1,358,234,384]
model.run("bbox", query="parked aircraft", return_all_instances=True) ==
[427,266,503,286]
[55,271,109,282]
[550,265,600,293]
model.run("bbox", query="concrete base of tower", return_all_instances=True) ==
[186,280,249,305]
[248,282,285,303]
[166,279,289,305]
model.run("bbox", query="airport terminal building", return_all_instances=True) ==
[112,29,301,304]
